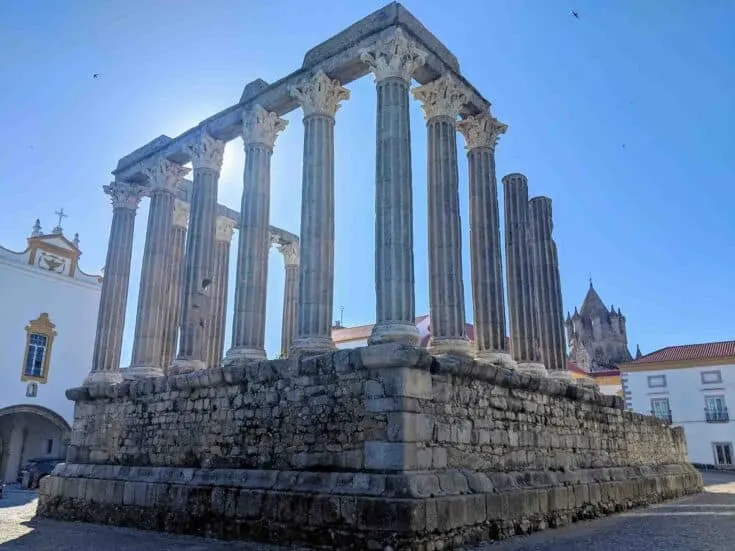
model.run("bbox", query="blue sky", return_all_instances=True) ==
[1,0,733,363]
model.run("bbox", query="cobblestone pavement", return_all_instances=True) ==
[1,473,733,550]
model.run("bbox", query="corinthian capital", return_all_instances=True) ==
[143,158,190,193]
[242,105,288,149]
[360,28,427,83]
[277,241,299,267]
[173,199,190,229]
[456,112,508,151]
[185,132,226,172]
[103,182,144,211]
[289,70,350,118]
[215,216,236,242]
[412,73,469,121]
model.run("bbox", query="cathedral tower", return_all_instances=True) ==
[565,280,632,371]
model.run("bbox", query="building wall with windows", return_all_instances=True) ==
[0,222,101,480]
[620,341,735,468]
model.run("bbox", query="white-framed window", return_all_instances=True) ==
[647,375,667,388]
[701,370,723,384]
[713,442,733,466]
[705,395,729,423]
[24,333,48,378]
[650,398,672,421]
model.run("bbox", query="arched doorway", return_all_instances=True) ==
[0,404,71,483]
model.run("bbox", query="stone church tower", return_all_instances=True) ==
[565,281,632,372]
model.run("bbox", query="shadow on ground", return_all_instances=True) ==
[0,488,37,509]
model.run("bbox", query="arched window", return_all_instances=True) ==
[22,313,56,383]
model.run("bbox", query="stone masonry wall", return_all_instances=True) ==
[66,345,688,474]
[42,344,700,549]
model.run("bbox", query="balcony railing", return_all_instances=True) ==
[651,410,673,424]
[705,407,729,423]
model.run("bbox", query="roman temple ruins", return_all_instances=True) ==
[38,3,702,549]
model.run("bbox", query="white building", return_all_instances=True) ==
[620,341,735,469]
[0,218,102,482]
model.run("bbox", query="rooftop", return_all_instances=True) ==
[624,340,735,366]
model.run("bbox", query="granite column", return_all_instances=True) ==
[207,216,235,368]
[529,197,570,378]
[160,199,189,371]
[84,182,142,384]
[503,173,545,374]
[360,29,426,346]
[129,159,189,378]
[226,105,287,364]
[289,70,349,357]
[412,74,471,356]
[173,132,225,373]
[276,240,299,358]
[457,113,511,365]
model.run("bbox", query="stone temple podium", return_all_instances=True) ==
[38,3,701,549]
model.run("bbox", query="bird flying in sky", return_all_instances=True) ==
[92,73,100,79]
[572,11,580,19]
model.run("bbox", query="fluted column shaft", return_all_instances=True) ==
[503,173,543,369]
[289,71,349,357]
[129,160,188,377]
[278,242,299,357]
[160,203,188,371]
[468,148,507,354]
[174,133,225,372]
[360,29,426,346]
[529,197,567,373]
[129,189,175,374]
[207,219,233,368]
[425,115,469,353]
[457,113,509,362]
[227,105,286,363]
[85,183,142,384]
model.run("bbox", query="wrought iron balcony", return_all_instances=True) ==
[705,407,729,423]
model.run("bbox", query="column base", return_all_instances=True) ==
[548,370,575,382]
[517,362,548,376]
[170,359,207,375]
[368,322,420,346]
[125,366,165,379]
[223,347,266,367]
[475,350,516,369]
[429,336,473,358]
[83,370,123,385]
[290,336,336,359]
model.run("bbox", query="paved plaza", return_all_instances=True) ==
[0,472,732,550]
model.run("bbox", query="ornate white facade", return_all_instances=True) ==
[0,220,102,481]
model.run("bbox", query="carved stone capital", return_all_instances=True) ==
[289,70,350,118]
[215,216,236,242]
[185,132,225,172]
[276,241,299,267]
[103,182,144,211]
[412,73,470,121]
[173,199,190,229]
[359,28,427,83]
[143,158,191,193]
[456,112,508,151]
[242,104,288,149]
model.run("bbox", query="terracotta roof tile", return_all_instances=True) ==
[627,340,735,365]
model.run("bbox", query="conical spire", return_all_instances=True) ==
[30,218,42,237]
[579,281,608,317]
[635,344,642,359]
[610,304,616,314]
[73,233,80,247]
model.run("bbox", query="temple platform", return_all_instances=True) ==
[37,345,702,549]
